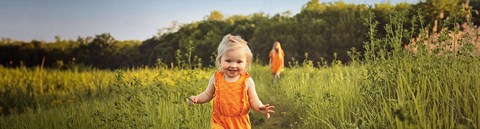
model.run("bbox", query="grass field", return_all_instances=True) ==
[0,63,372,128]
[1,53,478,128]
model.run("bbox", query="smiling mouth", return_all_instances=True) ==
[227,69,238,73]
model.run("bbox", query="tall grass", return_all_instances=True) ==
[358,10,479,128]
[0,67,214,128]
[0,67,114,115]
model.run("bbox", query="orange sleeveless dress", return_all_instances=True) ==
[269,50,284,74]
[212,71,251,129]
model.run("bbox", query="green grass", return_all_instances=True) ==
[1,55,477,129]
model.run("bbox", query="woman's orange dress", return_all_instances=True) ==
[211,71,251,129]
[269,50,285,74]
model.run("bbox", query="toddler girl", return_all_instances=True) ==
[188,34,275,129]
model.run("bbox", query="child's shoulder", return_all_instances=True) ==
[244,76,254,86]
[208,73,216,83]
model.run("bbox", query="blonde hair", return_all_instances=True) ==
[215,34,253,71]
[271,41,284,56]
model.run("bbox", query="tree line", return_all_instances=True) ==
[1,0,479,69]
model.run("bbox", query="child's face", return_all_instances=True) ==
[220,48,247,78]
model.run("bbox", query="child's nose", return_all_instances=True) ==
[230,63,237,67]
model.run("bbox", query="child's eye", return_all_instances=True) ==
[237,60,243,63]
[225,59,231,62]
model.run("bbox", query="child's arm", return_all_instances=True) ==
[281,51,285,70]
[269,51,272,68]
[188,75,215,105]
[246,78,275,118]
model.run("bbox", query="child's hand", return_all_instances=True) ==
[188,96,197,106]
[258,104,275,119]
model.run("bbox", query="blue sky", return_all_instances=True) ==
[0,0,418,42]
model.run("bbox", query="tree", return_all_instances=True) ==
[207,10,224,21]
[90,33,115,48]
[302,0,325,12]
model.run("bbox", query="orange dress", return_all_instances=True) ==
[212,71,251,129]
[269,50,285,74]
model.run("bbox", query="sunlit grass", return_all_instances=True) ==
[1,56,478,128]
